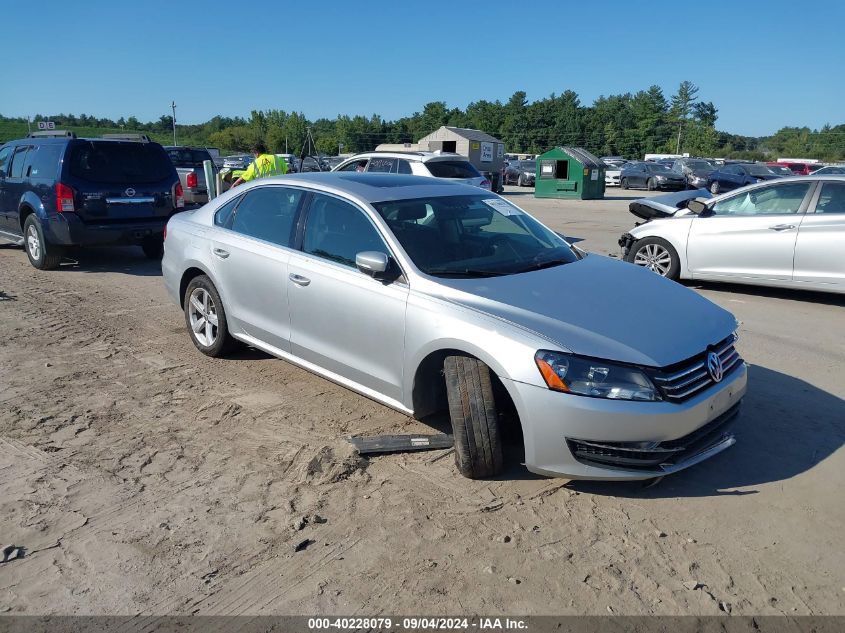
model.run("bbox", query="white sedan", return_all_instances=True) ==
[619,176,845,294]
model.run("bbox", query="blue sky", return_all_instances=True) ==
[2,0,842,136]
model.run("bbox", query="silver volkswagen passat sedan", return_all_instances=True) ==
[162,173,747,480]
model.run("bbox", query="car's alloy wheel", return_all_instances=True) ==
[710,182,720,194]
[621,178,629,190]
[633,243,673,276]
[188,287,219,347]
[23,214,62,270]
[26,224,41,261]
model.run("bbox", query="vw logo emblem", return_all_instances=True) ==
[707,351,724,383]
[125,188,136,197]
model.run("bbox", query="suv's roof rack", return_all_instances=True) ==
[27,130,76,138]
[101,133,151,142]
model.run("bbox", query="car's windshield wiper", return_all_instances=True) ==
[514,259,572,274]
[426,268,509,278]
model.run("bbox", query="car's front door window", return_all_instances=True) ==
[338,159,368,172]
[710,183,812,216]
[302,193,388,268]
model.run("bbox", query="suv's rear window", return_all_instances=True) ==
[166,148,213,167]
[69,141,173,184]
[425,160,481,179]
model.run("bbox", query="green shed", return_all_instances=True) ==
[534,146,606,199]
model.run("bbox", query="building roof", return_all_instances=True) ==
[419,126,502,144]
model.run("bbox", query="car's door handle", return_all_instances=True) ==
[289,273,311,286]
[212,247,230,258]
[769,224,796,231]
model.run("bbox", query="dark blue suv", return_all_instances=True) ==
[0,132,183,269]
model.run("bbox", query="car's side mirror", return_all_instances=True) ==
[356,251,389,277]
[687,199,708,215]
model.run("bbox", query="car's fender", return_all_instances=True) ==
[627,218,695,277]
[17,189,49,226]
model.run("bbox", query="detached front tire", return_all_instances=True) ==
[444,355,504,479]
[24,215,63,270]
[184,275,236,357]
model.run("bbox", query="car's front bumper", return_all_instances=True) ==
[500,362,747,480]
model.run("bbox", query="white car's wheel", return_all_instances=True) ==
[626,237,680,280]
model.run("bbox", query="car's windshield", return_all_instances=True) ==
[372,194,578,277]
[747,164,776,176]
[166,148,212,167]
[648,164,674,173]
[685,160,713,171]
[518,160,536,170]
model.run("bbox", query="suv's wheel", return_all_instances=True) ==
[625,237,680,280]
[141,238,163,260]
[710,181,720,194]
[444,355,504,479]
[23,215,63,270]
[621,178,629,190]
[184,275,236,357]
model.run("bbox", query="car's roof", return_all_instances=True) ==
[239,172,490,202]
[347,151,471,163]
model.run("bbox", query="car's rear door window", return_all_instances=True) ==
[397,159,413,174]
[710,183,812,216]
[68,141,172,183]
[229,186,303,246]
[9,146,30,178]
[815,183,845,214]
[302,193,387,268]
[425,161,481,178]
[214,194,242,227]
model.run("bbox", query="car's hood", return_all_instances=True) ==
[689,169,714,177]
[628,189,712,220]
[425,255,736,368]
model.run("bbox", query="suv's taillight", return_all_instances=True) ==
[56,183,75,212]
[163,223,167,242]
[186,172,198,189]
[175,183,185,208]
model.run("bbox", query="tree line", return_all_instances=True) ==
[3,82,843,161]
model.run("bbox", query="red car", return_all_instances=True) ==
[767,161,818,175]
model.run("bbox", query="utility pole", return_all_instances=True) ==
[675,123,682,155]
[170,101,177,146]
[26,116,31,135]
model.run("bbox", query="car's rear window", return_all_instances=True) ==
[166,148,213,167]
[425,160,481,179]
[68,141,173,184]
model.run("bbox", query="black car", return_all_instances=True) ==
[620,162,686,191]
[0,131,183,269]
[706,163,781,194]
[503,159,536,186]
[669,158,716,189]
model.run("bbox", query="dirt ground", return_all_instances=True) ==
[1,189,843,616]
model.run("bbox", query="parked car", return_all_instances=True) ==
[669,158,716,189]
[503,159,536,186]
[601,156,627,168]
[774,161,819,176]
[706,163,781,194]
[604,163,622,187]
[0,131,182,269]
[165,146,217,206]
[808,165,845,175]
[223,154,253,170]
[333,151,490,189]
[765,164,795,177]
[620,162,686,190]
[163,173,746,480]
[619,176,845,294]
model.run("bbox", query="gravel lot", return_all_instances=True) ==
[1,186,843,616]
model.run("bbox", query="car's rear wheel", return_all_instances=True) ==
[141,238,164,260]
[621,178,629,190]
[184,275,236,357]
[710,181,720,194]
[444,355,503,479]
[23,215,63,270]
[626,237,680,280]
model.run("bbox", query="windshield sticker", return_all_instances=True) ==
[483,198,523,216]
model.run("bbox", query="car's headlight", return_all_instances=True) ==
[535,351,661,401]
[655,175,667,180]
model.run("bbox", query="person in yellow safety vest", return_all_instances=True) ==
[231,141,288,187]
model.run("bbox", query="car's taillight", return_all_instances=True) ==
[175,183,185,208]
[56,183,75,212]
[480,179,491,189]
[186,172,197,189]
[163,223,167,242]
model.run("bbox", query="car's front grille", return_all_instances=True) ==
[649,335,743,402]
[566,402,741,471]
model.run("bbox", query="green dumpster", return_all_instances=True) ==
[534,146,606,199]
